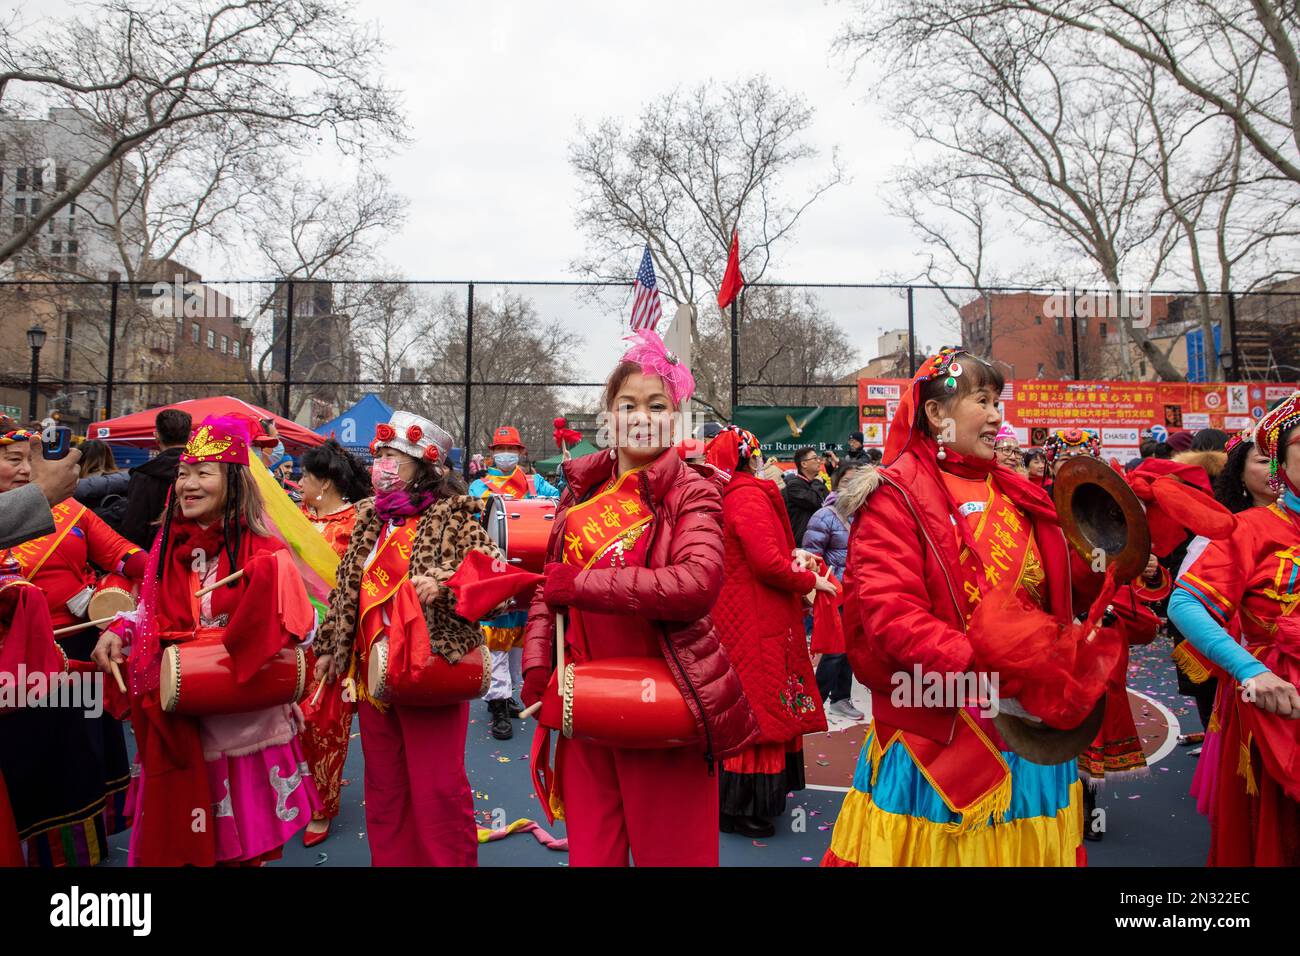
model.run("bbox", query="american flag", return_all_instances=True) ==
[629,244,663,332]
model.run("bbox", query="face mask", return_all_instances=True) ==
[371,457,404,492]
[493,453,519,471]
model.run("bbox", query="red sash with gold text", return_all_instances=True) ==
[561,467,652,570]
[8,501,85,579]
[355,522,418,699]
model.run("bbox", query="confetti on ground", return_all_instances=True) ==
[314,852,328,866]
[751,841,767,847]
[497,756,511,763]
[801,856,813,862]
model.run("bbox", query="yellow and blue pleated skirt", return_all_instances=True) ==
[822,726,1084,867]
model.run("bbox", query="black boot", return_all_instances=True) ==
[506,698,524,718]
[489,699,513,740]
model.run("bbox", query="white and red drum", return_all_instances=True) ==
[88,573,135,622]
[538,657,700,749]
[482,495,557,574]
[367,638,490,706]
[160,640,307,715]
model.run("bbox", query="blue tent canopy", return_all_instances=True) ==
[315,394,394,456]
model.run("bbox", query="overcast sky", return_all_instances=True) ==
[333,0,958,370]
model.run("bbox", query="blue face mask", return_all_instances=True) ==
[269,440,285,463]
[493,453,519,471]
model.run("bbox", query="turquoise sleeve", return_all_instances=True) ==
[1167,587,1268,684]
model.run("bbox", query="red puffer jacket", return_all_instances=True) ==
[713,471,826,742]
[521,448,760,764]
[845,443,1156,745]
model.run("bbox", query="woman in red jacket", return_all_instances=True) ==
[821,348,1130,867]
[520,331,759,867]
[706,425,832,838]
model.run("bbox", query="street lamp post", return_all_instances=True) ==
[26,324,47,422]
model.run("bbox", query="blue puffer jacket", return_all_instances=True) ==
[801,493,851,579]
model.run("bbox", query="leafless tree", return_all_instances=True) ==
[0,0,406,264]
[838,5,1189,379]
[570,75,845,415]
[415,291,584,457]
[243,167,408,419]
[955,1,1300,189]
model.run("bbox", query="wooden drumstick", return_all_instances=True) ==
[194,569,244,598]
[309,677,326,708]
[52,615,118,636]
[109,659,127,694]
[518,610,566,722]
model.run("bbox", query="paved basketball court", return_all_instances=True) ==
[104,635,1209,867]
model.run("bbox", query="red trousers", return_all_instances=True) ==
[358,700,477,867]
[562,738,719,867]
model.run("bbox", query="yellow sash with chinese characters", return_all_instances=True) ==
[561,466,652,569]
[941,473,1045,623]
[355,521,418,705]
[9,500,86,578]
[482,467,531,501]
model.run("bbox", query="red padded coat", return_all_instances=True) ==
[713,471,826,742]
[521,448,760,764]
[844,441,1155,746]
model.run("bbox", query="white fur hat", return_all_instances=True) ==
[371,410,453,464]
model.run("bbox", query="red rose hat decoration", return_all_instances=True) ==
[372,411,453,464]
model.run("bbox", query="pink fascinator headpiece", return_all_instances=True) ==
[619,329,695,407]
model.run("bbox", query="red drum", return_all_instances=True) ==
[538,657,700,749]
[482,495,557,574]
[88,573,135,621]
[160,640,307,715]
[367,638,490,706]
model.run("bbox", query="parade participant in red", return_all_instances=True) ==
[0,424,143,865]
[706,425,831,839]
[296,438,372,848]
[822,348,1125,867]
[521,330,759,867]
[0,559,67,866]
[313,411,498,867]
[91,415,321,866]
[1171,391,1300,865]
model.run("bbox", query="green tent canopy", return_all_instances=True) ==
[534,438,600,473]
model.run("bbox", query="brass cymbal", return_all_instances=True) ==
[1052,456,1151,583]
[993,695,1106,766]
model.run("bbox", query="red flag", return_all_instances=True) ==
[446,549,545,623]
[717,229,745,309]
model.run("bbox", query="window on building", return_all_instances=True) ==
[1054,316,1064,335]
[1036,362,1046,377]
[55,166,68,192]
[31,166,42,191]
[15,167,26,191]
[1034,315,1042,325]
[1139,360,1147,377]
[1079,317,1088,336]
[191,322,200,344]
[12,197,24,232]
[232,339,240,359]
[1055,351,1066,370]
[221,335,228,354]
[206,329,215,349]
[1100,321,1108,339]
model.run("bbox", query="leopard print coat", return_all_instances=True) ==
[315,494,500,667]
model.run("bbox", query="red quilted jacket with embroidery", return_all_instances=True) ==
[521,448,760,764]
[714,471,827,743]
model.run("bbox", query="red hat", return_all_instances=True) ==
[490,426,524,450]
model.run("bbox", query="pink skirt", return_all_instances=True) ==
[125,733,320,864]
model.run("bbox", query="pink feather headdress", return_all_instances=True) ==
[619,329,695,407]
